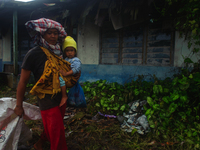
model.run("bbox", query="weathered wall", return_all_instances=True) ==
[0,39,2,59]
[79,64,180,84]
[174,31,200,67]
[0,39,2,72]
[1,29,12,73]
[1,22,198,85]
[77,23,200,84]
[2,29,11,62]
[77,18,99,64]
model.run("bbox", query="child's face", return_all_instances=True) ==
[65,47,76,58]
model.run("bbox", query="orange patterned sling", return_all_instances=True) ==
[30,47,77,99]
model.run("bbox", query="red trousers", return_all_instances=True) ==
[40,103,68,150]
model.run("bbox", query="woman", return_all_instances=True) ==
[14,18,77,150]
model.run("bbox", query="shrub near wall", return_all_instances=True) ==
[82,67,200,148]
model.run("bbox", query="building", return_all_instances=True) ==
[0,0,199,87]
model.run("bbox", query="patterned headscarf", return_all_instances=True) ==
[25,18,67,55]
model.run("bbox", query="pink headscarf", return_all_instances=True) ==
[25,18,67,55]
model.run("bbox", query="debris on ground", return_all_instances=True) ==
[0,86,187,150]
[118,100,150,134]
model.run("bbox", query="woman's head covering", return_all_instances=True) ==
[62,36,77,52]
[25,18,67,55]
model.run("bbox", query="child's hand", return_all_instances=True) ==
[60,70,67,76]
[73,70,81,80]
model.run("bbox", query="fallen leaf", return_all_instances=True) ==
[148,141,156,145]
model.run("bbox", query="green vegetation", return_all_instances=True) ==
[81,66,200,149]
[1,65,200,149]
[153,0,200,64]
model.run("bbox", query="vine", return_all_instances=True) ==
[153,0,200,64]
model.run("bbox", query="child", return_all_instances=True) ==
[59,36,81,107]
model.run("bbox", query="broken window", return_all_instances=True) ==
[100,21,174,66]
[18,26,34,62]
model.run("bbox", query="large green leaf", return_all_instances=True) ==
[148,120,155,128]
[153,104,160,110]
[180,95,188,103]
[158,85,163,93]
[101,92,106,96]
[92,90,96,96]
[185,139,194,144]
[145,108,152,116]
[193,72,200,82]
[120,104,126,111]
[95,102,100,107]
[168,103,177,114]
[159,112,166,119]
[100,99,104,105]
[170,90,180,101]
[134,89,140,96]
[189,74,193,79]
[178,75,188,85]
[179,83,190,90]
[162,96,169,103]
[172,94,179,101]
[103,103,108,107]
[172,77,178,86]
[147,97,154,107]
[153,85,159,94]
[184,58,194,63]
[98,83,104,87]
[109,94,115,102]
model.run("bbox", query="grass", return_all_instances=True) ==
[0,85,195,150]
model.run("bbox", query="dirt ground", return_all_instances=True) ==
[0,86,130,150]
[0,86,188,150]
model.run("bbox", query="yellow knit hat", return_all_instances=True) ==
[62,36,77,51]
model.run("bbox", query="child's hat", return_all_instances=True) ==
[62,36,77,51]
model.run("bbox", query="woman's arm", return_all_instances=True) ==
[14,69,31,116]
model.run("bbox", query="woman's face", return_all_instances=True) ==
[43,28,59,45]
[65,47,76,58]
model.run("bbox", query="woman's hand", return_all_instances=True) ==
[14,105,24,117]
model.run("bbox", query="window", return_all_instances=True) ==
[100,22,174,66]
[18,26,34,62]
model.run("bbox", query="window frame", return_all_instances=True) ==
[100,22,175,66]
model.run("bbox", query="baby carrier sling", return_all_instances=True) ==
[30,47,78,99]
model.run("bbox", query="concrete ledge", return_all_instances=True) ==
[79,64,181,84]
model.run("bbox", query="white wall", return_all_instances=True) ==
[2,29,11,62]
[77,18,99,64]
[0,39,2,59]
[174,31,200,67]
[77,21,200,67]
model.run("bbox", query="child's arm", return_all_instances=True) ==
[70,58,81,75]
[60,58,81,77]
[60,69,73,77]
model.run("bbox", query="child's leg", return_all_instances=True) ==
[59,76,68,107]
[60,85,68,107]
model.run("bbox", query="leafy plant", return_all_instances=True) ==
[82,63,200,147]
[153,0,200,65]
[26,83,34,88]
[145,69,200,146]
